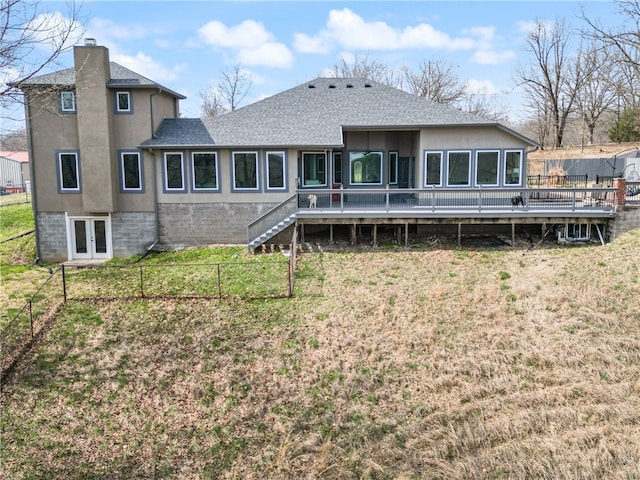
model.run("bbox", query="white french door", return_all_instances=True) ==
[68,216,112,260]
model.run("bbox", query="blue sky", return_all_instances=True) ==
[8,1,627,126]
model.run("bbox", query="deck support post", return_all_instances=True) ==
[512,222,515,247]
[373,224,378,247]
[330,224,334,244]
[350,223,357,245]
[405,223,409,248]
[301,223,305,245]
[457,223,462,247]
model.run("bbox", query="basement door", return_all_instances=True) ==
[68,216,112,260]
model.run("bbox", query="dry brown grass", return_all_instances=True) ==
[2,231,640,479]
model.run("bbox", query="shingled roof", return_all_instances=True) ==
[16,62,185,99]
[142,77,534,149]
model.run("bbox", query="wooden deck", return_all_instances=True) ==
[247,187,618,249]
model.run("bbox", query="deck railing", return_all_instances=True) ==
[247,194,298,245]
[296,187,617,212]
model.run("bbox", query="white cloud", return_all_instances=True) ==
[293,8,477,53]
[198,19,273,49]
[111,51,186,83]
[197,19,293,68]
[470,49,516,65]
[32,11,84,49]
[293,32,331,55]
[466,79,498,95]
[87,18,148,43]
[237,43,293,69]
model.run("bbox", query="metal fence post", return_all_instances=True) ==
[29,299,34,339]
[62,264,67,302]
[217,264,222,299]
[140,265,144,298]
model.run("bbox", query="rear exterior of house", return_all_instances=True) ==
[141,78,537,250]
[20,41,620,262]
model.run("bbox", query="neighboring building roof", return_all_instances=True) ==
[142,77,536,148]
[14,62,185,99]
[0,151,29,163]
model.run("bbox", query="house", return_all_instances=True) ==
[0,151,29,193]
[14,41,618,263]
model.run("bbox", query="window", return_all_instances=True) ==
[476,150,500,186]
[302,152,326,187]
[163,152,185,191]
[447,151,471,186]
[266,151,286,190]
[233,152,259,190]
[504,150,522,185]
[389,151,398,185]
[57,151,80,192]
[425,151,443,186]
[60,91,76,113]
[115,91,132,113]
[350,152,382,185]
[192,152,218,191]
[120,151,143,191]
[333,152,343,185]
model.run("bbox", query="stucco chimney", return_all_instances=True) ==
[73,43,117,213]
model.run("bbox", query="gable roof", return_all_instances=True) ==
[142,77,535,148]
[14,62,185,99]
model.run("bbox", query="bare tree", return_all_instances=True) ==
[402,59,466,106]
[575,43,618,144]
[328,54,402,88]
[516,18,588,148]
[200,65,252,117]
[1,0,84,128]
[582,0,640,77]
[462,89,510,123]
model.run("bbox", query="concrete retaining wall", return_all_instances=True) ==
[157,202,278,248]
[111,212,157,258]
[610,205,640,240]
[36,212,68,263]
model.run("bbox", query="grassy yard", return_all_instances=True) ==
[1,230,639,479]
[0,203,52,322]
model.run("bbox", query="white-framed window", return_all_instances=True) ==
[115,91,132,113]
[163,152,185,191]
[389,151,398,185]
[120,151,143,191]
[232,151,259,191]
[447,150,471,186]
[192,152,218,191]
[350,151,383,185]
[266,151,286,190]
[504,150,523,185]
[57,151,81,192]
[302,152,327,187]
[476,150,500,186]
[424,151,443,186]
[60,91,76,113]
